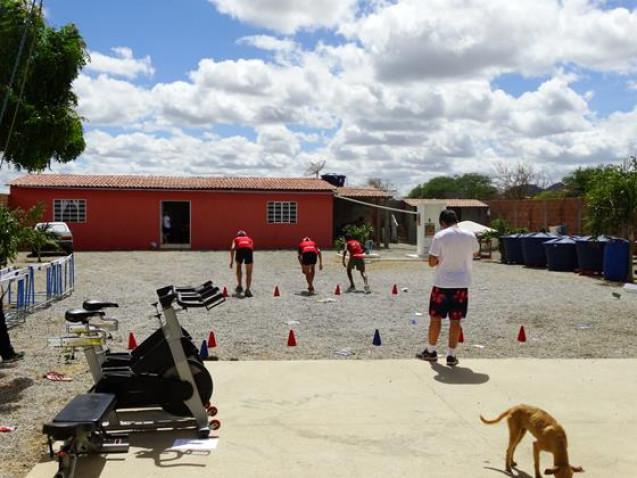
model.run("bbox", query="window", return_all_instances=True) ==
[267,201,297,224]
[53,199,86,223]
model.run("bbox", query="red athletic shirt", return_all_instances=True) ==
[346,240,365,258]
[298,240,319,255]
[233,236,254,250]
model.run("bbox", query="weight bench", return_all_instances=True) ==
[43,393,129,478]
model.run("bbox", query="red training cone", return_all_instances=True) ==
[459,327,465,343]
[207,331,217,348]
[334,284,341,295]
[391,284,398,295]
[127,332,138,350]
[517,326,527,343]
[222,286,229,298]
[287,330,297,347]
[274,285,281,297]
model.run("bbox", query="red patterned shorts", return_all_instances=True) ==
[429,287,469,320]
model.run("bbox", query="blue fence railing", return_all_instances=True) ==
[1,254,75,326]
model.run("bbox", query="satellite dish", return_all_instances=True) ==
[304,159,326,178]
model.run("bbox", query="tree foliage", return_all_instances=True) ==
[0,202,46,266]
[585,157,637,282]
[494,161,547,199]
[408,173,497,199]
[0,0,88,170]
[561,166,606,197]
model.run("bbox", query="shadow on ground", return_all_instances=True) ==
[0,376,34,412]
[430,362,490,384]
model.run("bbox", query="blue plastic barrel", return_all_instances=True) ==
[544,237,578,272]
[501,233,524,264]
[521,232,556,267]
[603,238,630,282]
[575,235,608,273]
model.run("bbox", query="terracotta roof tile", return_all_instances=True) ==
[9,174,335,192]
[336,187,393,198]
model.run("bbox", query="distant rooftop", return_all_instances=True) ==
[403,198,488,208]
[336,187,393,198]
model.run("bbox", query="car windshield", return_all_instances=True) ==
[37,223,69,234]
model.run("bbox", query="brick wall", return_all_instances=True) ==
[0,194,8,207]
[486,198,585,234]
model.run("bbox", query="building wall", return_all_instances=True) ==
[9,187,333,250]
[0,194,8,207]
[487,198,585,234]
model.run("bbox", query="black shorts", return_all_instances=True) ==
[301,252,317,266]
[235,248,253,265]
[429,287,468,320]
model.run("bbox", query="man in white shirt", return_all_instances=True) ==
[162,214,171,243]
[416,209,479,367]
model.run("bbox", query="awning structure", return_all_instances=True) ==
[457,220,495,235]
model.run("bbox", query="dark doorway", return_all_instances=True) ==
[161,201,190,246]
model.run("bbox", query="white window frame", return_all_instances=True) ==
[267,201,297,224]
[53,199,87,223]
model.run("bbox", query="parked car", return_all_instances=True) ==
[34,222,74,255]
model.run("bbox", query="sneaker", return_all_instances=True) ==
[235,285,243,294]
[2,352,25,363]
[363,285,371,294]
[346,285,356,293]
[415,349,437,362]
[244,289,253,298]
[446,355,459,367]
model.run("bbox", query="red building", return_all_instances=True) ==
[8,174,335,251]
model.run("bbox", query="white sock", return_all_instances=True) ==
[447,348,456,357]
[426,345,437,353]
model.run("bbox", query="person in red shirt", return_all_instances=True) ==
[341,233,370,293]
[229,230,254,297]
[297,236,323,295]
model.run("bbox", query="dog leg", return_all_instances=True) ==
[510,428,526,467]
[533,441,542,478]
[505,417,520,472]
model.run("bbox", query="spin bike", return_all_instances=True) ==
[43,281,224,478]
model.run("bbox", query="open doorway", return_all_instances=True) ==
[161,201,190,247]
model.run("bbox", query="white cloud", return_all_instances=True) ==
[86,47,155,79]
[209,0,358,34]
[58,2,637,194]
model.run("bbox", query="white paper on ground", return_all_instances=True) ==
[168,438,219,451]
[623,283,637,293]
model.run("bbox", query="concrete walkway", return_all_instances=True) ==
[27,359,636,477]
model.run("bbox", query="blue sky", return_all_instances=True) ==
[4,0,637,193]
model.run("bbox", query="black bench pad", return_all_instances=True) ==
[54,393,116,423]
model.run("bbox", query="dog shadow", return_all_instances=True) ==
[429,362,490,385]
[483,466,533,478]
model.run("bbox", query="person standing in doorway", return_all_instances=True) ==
[297,236,323,295]
[162,213,172,244]
[230,230,254,298]
[342,233,370,293]
[416,209,479,367]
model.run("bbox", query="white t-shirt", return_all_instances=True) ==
[429,226,479,288]
[163,215,171,229]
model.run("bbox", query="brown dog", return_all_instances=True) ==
[480,404,583,478]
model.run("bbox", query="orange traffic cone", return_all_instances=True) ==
[274,285,281,297]
[222,286,229,298]
[459,327,465,343]
[391,284,398,295]
[207,331,217,348]
[127,332,138,350]
[287,330,297,347]
[517,326,527,343]
[334,284,341,295]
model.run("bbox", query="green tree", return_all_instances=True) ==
[562,166,605,197]
[0,0,88,170]
[408,176,460,198]
[23,223,59,262]
[585,157,637,282]
[454,173,498,199]
[0,205,23,267]
[408,173,496,199]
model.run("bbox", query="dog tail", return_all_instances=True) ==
[480,409,511,425]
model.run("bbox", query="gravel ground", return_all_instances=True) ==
[1,249,636,478]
